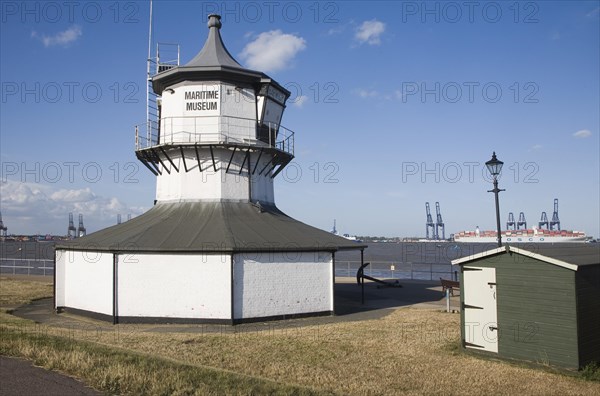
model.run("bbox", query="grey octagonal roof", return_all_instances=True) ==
[56,201,366,253]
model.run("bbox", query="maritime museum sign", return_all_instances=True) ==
[184,89,219,112]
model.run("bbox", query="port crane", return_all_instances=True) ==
[506,212,516,230]
[435,202,445,240]
[550,198,561,230]
[517,212,527,230]
[77,214,86,238]
[0,211,7,237]
[67,213,76,239]
[331,219,337,235]
[425,202,435,239]
[539,212,549,229]
[117,214,132,224]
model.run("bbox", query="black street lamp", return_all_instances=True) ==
[486,152,505,247]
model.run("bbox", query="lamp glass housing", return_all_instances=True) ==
[486,152,504,177]
[257,83,287,128]
[256,82,288,144]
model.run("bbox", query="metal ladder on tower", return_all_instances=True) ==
[143,1,179,150]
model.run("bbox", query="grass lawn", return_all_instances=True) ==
[1,276,599,395]
[0,276,53,307]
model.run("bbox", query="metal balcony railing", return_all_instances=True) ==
[135,115,294,156]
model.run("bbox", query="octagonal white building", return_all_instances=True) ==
[54,15,365,324]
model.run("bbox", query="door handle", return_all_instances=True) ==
[489,326,498,331]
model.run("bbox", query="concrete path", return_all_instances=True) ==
[334,277,461,315]
[0,356,101,396]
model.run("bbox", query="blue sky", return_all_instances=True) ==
[1,1,599,238]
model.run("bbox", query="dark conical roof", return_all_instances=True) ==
[185,14,243,68]
[152,14,279,94]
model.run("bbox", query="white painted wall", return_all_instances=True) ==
[249,155,275,204]
[220,84,256,121]
[160,81,256,145]
[233,252,333,319]
[156,148,249,202]
[54,249,66,308]
[155,147,276,203]
[162,81,221,117]
[117,253,232,319]
[61,250,114,315]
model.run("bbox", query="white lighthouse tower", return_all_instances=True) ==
[137,14,294,206]
[55,15,365,324]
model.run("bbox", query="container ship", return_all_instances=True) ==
[453,226,588,243]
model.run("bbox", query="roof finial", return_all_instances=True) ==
[208,14,222,29]
[178,13,242,69]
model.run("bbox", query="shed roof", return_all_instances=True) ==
[56,201,366,253]
[451,244,600,271]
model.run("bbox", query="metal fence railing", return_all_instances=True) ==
[0,259,459,281]
[135,115,295,157]
[0,259,54,276]
[335,261,459,282]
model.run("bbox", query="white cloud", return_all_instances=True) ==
[355,19,386,45]
[573,129,592,139]
[327,26,345,36]
[50,187,96,202]
[292,95,308,108]
[0,180,144,234]
[32,25,82,48]
[586,7,600,17]
[240,30,306,72]
[355,89,379,98]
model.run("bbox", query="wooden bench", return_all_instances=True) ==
[440,278,460,296]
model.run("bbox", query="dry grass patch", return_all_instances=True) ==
[0,327,326,395]
[0,276,53,307]
[2,277,599,395]
[94,310,600,395]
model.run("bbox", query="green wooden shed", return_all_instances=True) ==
[451,244,600,369]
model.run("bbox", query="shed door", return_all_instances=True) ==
[463,266,498,353]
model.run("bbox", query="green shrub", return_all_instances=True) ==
[581,361,600,382]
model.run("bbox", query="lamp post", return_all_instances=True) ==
[486,152,504,247]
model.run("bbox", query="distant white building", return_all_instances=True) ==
[54,15,365,324]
